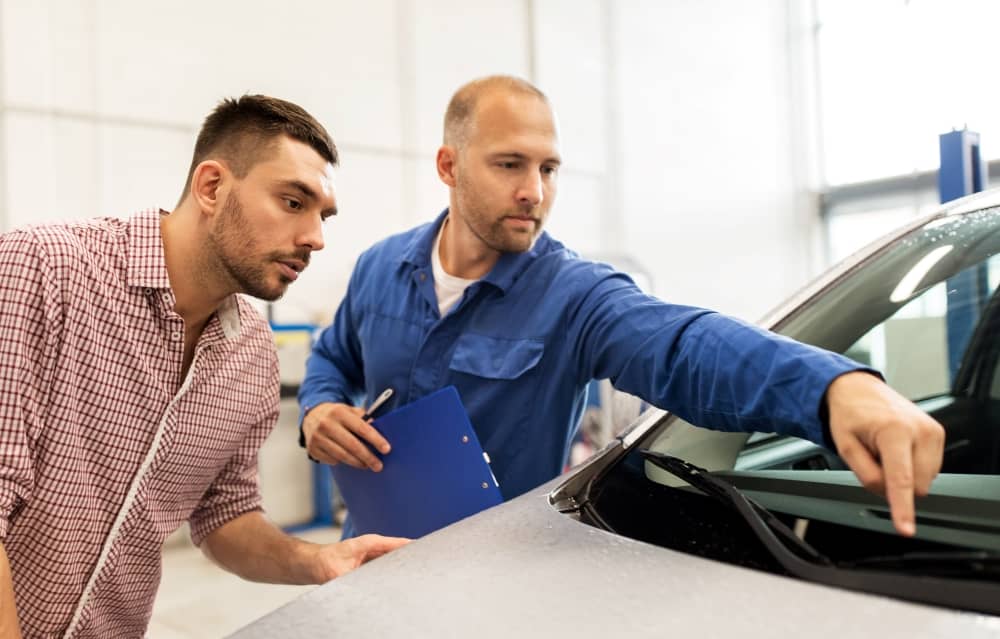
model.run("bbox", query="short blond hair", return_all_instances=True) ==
[443,75,548,148]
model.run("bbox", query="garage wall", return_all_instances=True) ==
[615,0,824,319]
[0,0,816,325]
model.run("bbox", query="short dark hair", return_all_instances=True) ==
[179,94,337,204]
[444,75,548,148]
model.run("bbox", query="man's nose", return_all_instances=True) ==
[516,171,544,208]
[298,214,325,252]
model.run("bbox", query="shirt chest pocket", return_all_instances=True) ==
[448,334,544,379]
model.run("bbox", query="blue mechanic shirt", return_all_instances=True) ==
[300,210,862,517]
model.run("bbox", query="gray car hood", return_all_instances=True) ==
[231,479,1000,638]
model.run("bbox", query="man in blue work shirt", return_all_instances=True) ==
[299,75,944,539]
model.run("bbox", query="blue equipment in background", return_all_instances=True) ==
[939,129,990,382]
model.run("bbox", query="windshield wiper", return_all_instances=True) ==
[638,450,832,566]
[639,450,1000,616]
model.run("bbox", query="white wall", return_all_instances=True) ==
[614,0,823,319]
[0,0,818,325]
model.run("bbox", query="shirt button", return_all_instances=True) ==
[143,288,154,296]
[171,331,182,341]
[419,273,426,281]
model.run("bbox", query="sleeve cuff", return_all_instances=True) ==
[0,484,29,542]
[189,504,264,547]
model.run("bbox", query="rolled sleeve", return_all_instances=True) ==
[188,393,279,546]
[0,400,35,540]
[0,480,30,540]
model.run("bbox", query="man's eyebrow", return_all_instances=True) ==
[278,179,318,200]
[490,151,563,165]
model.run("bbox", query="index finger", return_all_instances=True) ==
[346,414,391,455]
[877,431,917,537]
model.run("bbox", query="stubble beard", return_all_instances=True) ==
[455,176,544,255]
[207,192,289,302]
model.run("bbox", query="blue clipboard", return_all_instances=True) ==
[329,386,503,538]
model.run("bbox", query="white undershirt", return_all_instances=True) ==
[432,221,478,317]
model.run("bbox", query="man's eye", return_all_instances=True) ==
[542,166,558,176]
[285,198,303,210]
[498,162,518,170]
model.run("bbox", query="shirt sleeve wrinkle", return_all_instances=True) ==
[657,314,863,444]
[567,270,637,378]
[188,429,270,546]
[571,270,864,446]
[571,271,709,383]
[188,362,279,546]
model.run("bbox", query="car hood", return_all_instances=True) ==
[230,478,1000,638]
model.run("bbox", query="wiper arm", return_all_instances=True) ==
[639,450,831,566]
[644,452,1000,576]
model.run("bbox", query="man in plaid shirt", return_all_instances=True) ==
[0,95,408,638]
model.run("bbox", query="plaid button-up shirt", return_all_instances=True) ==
[0,209,279,638]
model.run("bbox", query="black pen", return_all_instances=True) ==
[362,388,394,421]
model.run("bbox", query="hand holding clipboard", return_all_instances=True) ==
[301,392,396,470]
[330,386,504,538]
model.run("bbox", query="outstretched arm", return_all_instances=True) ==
[569,269,944,537]
[200,511,408,584]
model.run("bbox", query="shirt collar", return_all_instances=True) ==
[399,208,548,294]
[216,296,242,340]
[127,208,243,340]
[126,208,173,290]
[399,209,446,268]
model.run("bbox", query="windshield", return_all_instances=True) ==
[777,207,1000,404]
[749,206,1000,474]
[579,205,1000,615]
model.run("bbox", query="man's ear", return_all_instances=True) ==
[190,160,227,216]
[436,146,458,188]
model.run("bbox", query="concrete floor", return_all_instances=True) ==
[148,526,341,638]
